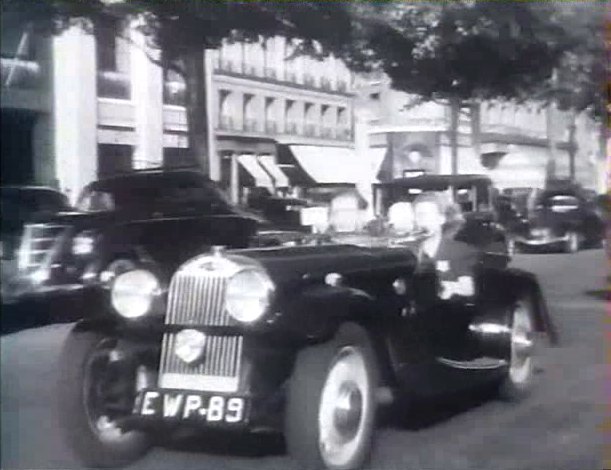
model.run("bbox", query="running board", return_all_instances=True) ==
[436,356,508,370]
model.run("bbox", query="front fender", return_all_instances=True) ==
[481,267,558,345]
[279,283,384,342]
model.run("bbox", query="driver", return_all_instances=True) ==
[413,192,479,300]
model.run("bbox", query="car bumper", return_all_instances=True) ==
[514,235,568,247]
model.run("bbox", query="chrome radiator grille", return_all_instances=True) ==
[165,270,231,326]
[18,224,68,273]
[158,333,243,392]
[160,261,242,392]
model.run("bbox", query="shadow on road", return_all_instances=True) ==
[382,387,497,431]
[583,289,609,302]
[162,429,285,458]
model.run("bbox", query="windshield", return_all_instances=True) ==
[376,183,490,216]
[76,176,232,213]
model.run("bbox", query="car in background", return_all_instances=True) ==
[506,184,605,253]
[1,186,72,331]
[373,174,510,259]
[6,169,260,322]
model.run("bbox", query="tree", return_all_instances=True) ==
[1,0,357,177]
[542,1,607,180]
[333,1,577,176]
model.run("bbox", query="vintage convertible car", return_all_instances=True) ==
[57,241,555,470]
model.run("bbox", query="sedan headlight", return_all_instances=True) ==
[225,268,274,323]
[72,231,96,256]
[111,269,161,319]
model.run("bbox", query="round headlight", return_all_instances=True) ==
[225,268,274,323]
[111,269,160,319]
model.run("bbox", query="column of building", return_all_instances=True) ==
[130,20,163,170]
[52,22,97,203]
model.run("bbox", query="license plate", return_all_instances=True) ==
[135,390,248,424]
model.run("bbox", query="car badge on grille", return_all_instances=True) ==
[211,245,225,257]
[202,261,217,271]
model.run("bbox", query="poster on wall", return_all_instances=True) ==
[376,131,440,182]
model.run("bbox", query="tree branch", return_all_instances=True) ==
[118,30,185,77]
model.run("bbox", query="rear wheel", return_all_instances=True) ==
[57,329,152,467]
[498,299,536,401]
[285,324,379,470]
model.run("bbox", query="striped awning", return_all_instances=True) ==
[237,154,274,189]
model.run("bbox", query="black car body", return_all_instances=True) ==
[373,174,509,256]
[506,184,605,253]
[1,187,75,330]
[1,186,71,287]
[7,170,258,317]
[57,237,555,470]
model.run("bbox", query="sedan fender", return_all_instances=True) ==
[479,267,558,345]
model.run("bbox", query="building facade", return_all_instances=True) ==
[1,17,360,204]
[355,73,606,193]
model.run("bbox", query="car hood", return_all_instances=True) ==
[232,244,417,287]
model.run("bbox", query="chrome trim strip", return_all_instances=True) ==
[436,356,507,370]
[159,373,239,393]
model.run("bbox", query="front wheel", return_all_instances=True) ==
[498,299,537,401]
[57,328,152,468]
[285,324,379,470]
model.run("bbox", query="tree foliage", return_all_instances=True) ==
[2,1,604,177]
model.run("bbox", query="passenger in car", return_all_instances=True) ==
[413,192,479,300]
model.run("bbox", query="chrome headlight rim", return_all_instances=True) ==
[110,269,163,320]
[225,266,274,324]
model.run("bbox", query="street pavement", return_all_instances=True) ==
[1,249,607,470]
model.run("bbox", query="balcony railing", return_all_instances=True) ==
[285,121,299,135]
[285,71,298,83]
[264,67,277,80]
[219,115,236,130]
[304,123,318,137]
[242,63,259,76]
[97,70,131,100]
[243,118,259,132]
[320,127,334,139]
[163,80,186,106]
[303,74,316,87]
[336,128,352,140]
[265,121,278,134]
[218,60,236,73]
[1,57,41,89]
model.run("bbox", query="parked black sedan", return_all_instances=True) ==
[5,169,259,324]
[1,186,73,331]
[506,186,605,253]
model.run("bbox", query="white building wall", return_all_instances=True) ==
[130,23,163,169]
[52,23,98,203]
